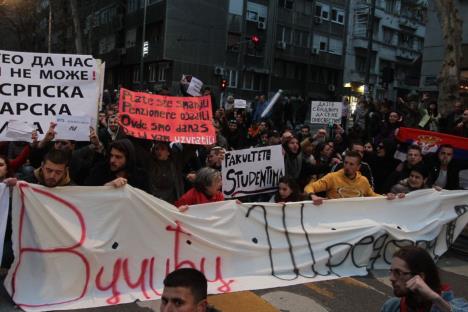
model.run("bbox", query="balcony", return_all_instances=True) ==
[396,48,420,62]
[399,16,418,31]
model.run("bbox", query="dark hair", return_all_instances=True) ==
[410,163,429,179]
[349,140,364,149]
[163,268,207,303]
[345,150,362,163]
[43,149,71,166]
[408,144,422,155]
[109,139,136,173]
[393,246,441,293]
[0,154,14,179]
[275,176,302,202]
[438,144,454,153]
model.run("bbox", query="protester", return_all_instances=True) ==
[85,139,149,192]
[452,108,468,137]
[367,139,400,194]
[390,163,431,194]
[161,268,220,312]
[381,246,468,312]
[270,175,303,203]
[25,149,74,187]
[282,135,304,180]
[331,141,375,189]
[175,167,224,212]
[427,144,465,190]
[0,155,17,187]
[384,145,424,192]
[305,151,389,205]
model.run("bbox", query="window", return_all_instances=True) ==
[279,0,294,9]
[157,66,166,82]
[315,2,330,20]
[125,28,137,48]
[331,8,344,24]
[386,0,396,14]
[148,63,157,82]
[328,38,343,55]
[228,70,238,88]
[242,72,263,90]
[247,2,268,22]
[286,63,295,79]
[133,66,140,83]
[313,34,327,51]
[355,55,366,73]
[98,35,116,54]
[383,27,393,45]
[277,26,292,43]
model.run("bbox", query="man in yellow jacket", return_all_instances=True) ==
[305,150,390,205]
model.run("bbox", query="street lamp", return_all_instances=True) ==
[139,0,148,90]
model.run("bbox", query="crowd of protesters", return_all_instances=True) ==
[1,87,468,269]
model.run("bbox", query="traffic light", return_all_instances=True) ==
[220,79,228,91]
[250,35,260,46]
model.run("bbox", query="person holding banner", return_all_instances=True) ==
[381,246,468,312]
[85,139,149,192]
[305,151,382,205]
[175,167,223,212]
[25,149,74,187]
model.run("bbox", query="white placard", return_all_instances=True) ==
[4,185,468,311]
[4,120,35,142]
[0,50,100,140]
[186,76,203,97]
[222,145,285,198]
[55,115,91,141]
[310,101,342,124]
[234,99,247,109]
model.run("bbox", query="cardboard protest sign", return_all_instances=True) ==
[222,145,284,198]
[4,120,35,142]
[310,101,342,124]
[186,76,203,96]
[0,50,101,140]
[118,88,216,145]
[4,184,468,311]
[234,99,247,109]
[55,115,91,141]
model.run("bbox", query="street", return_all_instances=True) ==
[1,250,467,312]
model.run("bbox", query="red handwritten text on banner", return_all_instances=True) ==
[118,88,216,145]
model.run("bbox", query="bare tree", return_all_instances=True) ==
[434,0,463,115]
[0,0,43,51]
[69,0,83,54]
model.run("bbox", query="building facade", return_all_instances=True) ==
[343,0,426,104]
[419,0,468,101]
[72,0,347,106]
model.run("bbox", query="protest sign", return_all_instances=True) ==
[222,145,284,198]
[186,76,203,97]
[234,99,247,109]
[4,184,468,311]
[0,184,9,264]
[118,88,216,145]
[0,50,101,140]
[4,120,35,142]
[310,101,342,124]
[55,115,91,141]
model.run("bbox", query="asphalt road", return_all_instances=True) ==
[1,250,467,312]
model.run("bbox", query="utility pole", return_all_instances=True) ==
[139,0,148,90]
[364,0,376,95]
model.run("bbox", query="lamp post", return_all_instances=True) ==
[139,0,148,90]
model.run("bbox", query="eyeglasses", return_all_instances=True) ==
[389,268,415,278]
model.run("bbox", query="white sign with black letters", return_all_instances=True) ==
[310,101,342,124]
[0,50,100,140]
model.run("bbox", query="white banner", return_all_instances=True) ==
[186,76,203,97]
[55,115,91,141]
[0,183,9,264]
[0,50,100,140]
[4,185,468,311]
[310,101,342,124]
[222,145,285,198]
[234,99,247,109]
